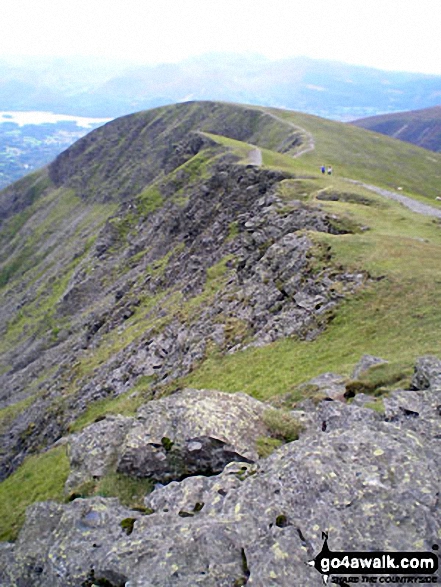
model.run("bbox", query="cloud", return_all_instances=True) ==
[0,0,440,74]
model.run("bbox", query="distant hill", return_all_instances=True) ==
[1,54,441,120]
[352,105,441,152]
[2,55,441,190]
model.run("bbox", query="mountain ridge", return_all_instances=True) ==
[2,53,441,190]
[1,55,441,119]
[1,101,441,584]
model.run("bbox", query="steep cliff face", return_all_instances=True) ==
[0,101,359,481]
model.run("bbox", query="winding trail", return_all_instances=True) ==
[247,111,314,166]
[246,107,441,219]
[348,180,441,219]
[261,109,316,158]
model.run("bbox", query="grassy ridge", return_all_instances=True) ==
[181,144,441,397]
[351,105,441,153]
[1,101,441,541]
[263,107,441,201]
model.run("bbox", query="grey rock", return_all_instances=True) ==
[144,460,258,516]
[350,392,379,407]
[4,385,440,586]
[9,497,136,586]
[383,389,424,419]
[297,396,381,435]
[103,513,259,587]
[411,355,441,391]
[304,372,347,400]
[65,389,271,489]
[65,414,134,493]
[352,354,388,379]
[383,386,441,471]
[0,542,16,586]
[117,388,268,482]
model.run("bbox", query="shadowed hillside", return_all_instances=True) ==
[352,105,441,152]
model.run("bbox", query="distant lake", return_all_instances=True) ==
[0,111,112,128]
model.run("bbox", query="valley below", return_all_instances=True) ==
[0,111,111,189]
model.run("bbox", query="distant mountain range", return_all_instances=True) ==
[352,106,441,152]
[1,54,441,120]
[0,54,440,190]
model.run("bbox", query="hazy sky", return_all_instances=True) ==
[1,0,440,74]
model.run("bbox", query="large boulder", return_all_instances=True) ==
[116,388,269,482]
[66,389,271,490]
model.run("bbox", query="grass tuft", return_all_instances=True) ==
[0,446,70,542]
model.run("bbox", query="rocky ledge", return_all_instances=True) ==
[1,355,440,586]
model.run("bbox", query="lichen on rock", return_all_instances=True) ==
[2,359,441,585]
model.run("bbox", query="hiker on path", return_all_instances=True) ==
[321,165,326,174]
[327,166,333,175]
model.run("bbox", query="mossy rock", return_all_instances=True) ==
[120,517,137,535]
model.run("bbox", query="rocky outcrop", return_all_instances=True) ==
[2,358,441,586]
[0,157,365,481]
[351,354,388,379]
[66,389,271,491]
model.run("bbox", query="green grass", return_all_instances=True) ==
[137,185,163,216]
[183,182,441,399]
[68,472,154,510]
[0,443,154,541]
[262,408,303,442]
[0,171,52,248]
[170,255,234,328]
[363,399,386,414]
[0,395,36,434]
[172,149,216,183]
[201,132,255,162]
[345,361,412,398]
[0,446,70,541]
[69,376,155,433]
[256,436,283,458]
[1,244,89,353]
[264,107,441,202]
